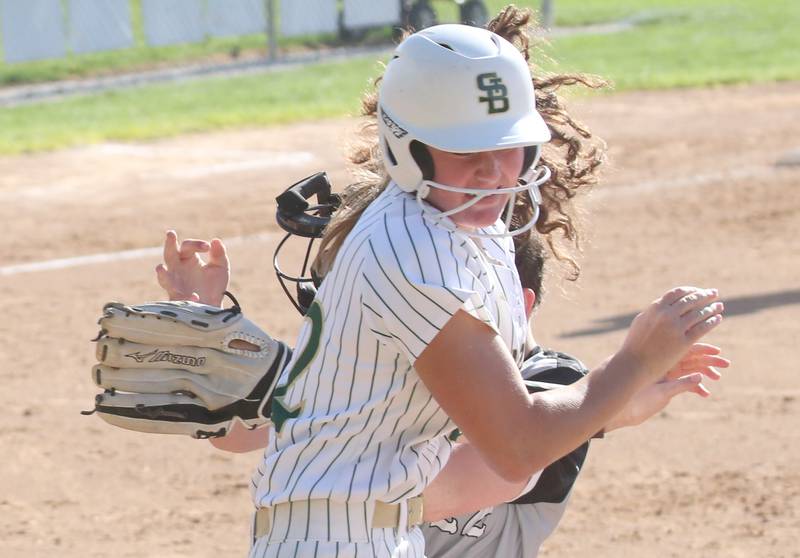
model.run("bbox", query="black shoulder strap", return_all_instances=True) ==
[512,347,592,505]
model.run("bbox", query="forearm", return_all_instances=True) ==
[418,312,653,482]
[422,366,631,521]
[208,421,270,453]
[423,442,528,522]
[509,351,648,473]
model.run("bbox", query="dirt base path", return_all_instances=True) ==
[1,81,798,558]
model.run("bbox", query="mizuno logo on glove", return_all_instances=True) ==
[125,349,207,367]
[89,298,289,438]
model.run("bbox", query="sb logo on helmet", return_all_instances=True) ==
[477,73,509,114]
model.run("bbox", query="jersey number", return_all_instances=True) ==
[271,300,323,434]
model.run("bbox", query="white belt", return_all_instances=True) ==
[254,496,424,540]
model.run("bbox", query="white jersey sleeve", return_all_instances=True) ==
[360,206,501,364]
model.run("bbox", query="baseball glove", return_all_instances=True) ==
[84,293,291,439]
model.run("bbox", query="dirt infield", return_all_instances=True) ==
[1,81,798,558]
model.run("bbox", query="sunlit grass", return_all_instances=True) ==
[0,0,796,154]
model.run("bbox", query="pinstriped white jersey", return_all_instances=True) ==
[251,182,528,519]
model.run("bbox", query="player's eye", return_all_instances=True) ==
[449,151,481,160]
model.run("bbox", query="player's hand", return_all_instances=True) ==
[664,342,729,382]
[209,420,270,453]
[618,287,724,384]
[606,343,730,431]
[155,230,230,307]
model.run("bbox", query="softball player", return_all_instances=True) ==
[246,23,722,558]
[246,24,546,557]
[156,14,724,558]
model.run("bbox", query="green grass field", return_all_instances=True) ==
[552,0,800,88]
[0,0,797,154]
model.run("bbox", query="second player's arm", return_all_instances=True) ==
[209,420,270,453]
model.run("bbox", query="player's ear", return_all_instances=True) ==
[522,288,536,319]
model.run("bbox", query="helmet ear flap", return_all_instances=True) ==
[410,140,435,181]
[520,145,538,177]
[381,135,398,167]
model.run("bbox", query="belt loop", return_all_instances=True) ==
[407,496,424,528]
[397,499,408,535]
[253,507,273,542]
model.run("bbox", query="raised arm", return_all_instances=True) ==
[422,341,728,521]
[415,287,724,482]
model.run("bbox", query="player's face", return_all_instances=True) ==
[424,146,525,230]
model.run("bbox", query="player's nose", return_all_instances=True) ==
[473,152,502,185]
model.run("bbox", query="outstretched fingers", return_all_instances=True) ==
[684,343,722,356]
[684,310,724,342]
[663,373,711,399]
[682,352,730,369]
[669,354,729,381]
[674,343,730,375]
[673,288,719,313]
[680,373,711,398]
[155,263,171,291]
[163,230,210,266]
[207,238,230,269]
[670,289,724,342]
[179,238,210,261]
[163,230,181,269]
[658,286,702,306]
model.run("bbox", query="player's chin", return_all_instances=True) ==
[456,200,508,229]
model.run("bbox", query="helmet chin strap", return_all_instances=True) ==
[416,163,551,239]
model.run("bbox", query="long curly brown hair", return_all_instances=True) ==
[313,5,607,280]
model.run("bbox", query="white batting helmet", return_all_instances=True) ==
[377,24,551,237]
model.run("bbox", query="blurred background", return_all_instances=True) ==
[1,2,798,558]
[0,0,798,153]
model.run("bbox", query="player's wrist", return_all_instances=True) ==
[199,292,225,307]
[606,350,654,393]
[602,411,626,433]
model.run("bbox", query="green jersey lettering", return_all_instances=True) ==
[271,300,323,433]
